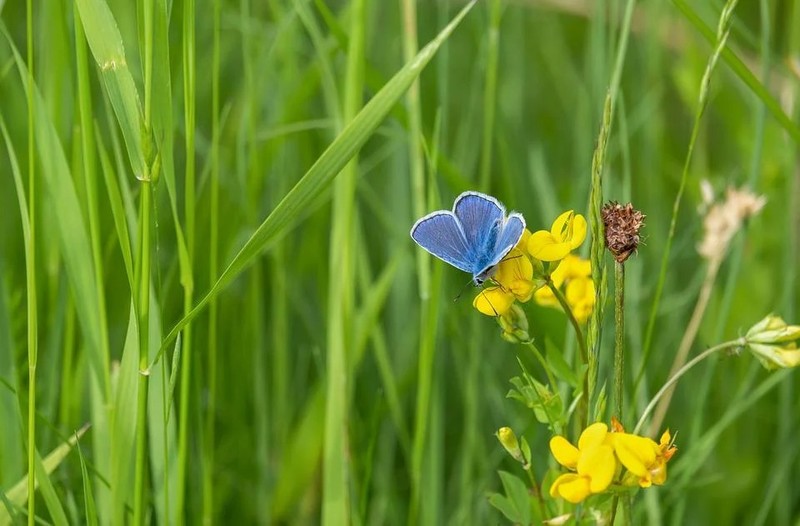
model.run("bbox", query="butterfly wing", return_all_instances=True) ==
[475,213,526,281]
[494,213,526,260]
[410,211,473,273]
[453,191,505,249]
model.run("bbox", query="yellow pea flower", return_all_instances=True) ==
[533,255,594,324]
[549,423,617,504]
[528,210,587,262]
[473,248,535,316]
[565,277,595,324]
[473,286,515,316]
[612,429,677,488]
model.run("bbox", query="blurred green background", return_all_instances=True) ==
[0,0,798,524]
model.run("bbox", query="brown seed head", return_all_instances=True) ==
[601,202,645,263]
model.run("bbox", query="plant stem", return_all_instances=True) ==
[176,0,196,519]
[524,341,558,394]
[547,280,588,367]
[203,0,221,521]
[547,279,589,427]
[133,179,153,526]
[633,338,744,434]
[613,261,625,422]
[523,460,546,515]
[25,0,37,523]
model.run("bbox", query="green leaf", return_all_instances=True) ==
[498,471,532,525]
[73,0,147,179]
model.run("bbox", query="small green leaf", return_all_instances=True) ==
[498,471,532,525]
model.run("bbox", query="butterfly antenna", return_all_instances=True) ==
[453,278,474,302]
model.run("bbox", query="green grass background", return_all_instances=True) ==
[0,0,799,524]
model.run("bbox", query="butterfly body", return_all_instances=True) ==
[410,191,525,285]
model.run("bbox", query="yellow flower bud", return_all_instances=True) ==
[496,427,524,464]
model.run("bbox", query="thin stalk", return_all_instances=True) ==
[133,180,153,526]
[546,279,589,428]
[25,0,37,523]
[202,0,221,521]
[613,261,625,422]
[322,0,366,522]
[176,0,196,520]
[522,461,545,515]
[547,280,588,366]
[633,338,744,434]
[133,0,155,522]
[524,341,558,394]
[647,258,721,435]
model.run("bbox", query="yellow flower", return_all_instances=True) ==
[528,210,587,262]
[473,287,515,316]
[565,277,595,324]
[473,248,535,316]
[613,429,677,488]
[549,423,616,504]
[533,255,594,323]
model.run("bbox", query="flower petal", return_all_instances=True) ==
[528,231,571,261]
[550,435,579,469]
[567,214,587,250]
[577,444,616,493]
[550,473,591,504]
[473,287,515,316]
[550,210,575,239]
[613,433,658,478]
[577,422,608,450]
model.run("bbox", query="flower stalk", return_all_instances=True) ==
[613,261,625,422]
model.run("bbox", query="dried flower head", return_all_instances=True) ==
[697,183,766,264]
[601,202,645,263]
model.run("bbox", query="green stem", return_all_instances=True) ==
[176,0,196,519]
[613,261,625,422]
[633,338,744,434]
[547,279,589,427]
[25,0,36,524]
[203,0,221,521]
[547,280,588,366]
[524,341,558,394]
[133,180,153,526]
[523,460,545,515]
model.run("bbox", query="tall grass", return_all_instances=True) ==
[0,0,799,524]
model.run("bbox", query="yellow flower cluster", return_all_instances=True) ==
[549,422,677,504]
[472,210,593,323]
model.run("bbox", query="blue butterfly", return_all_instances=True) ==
[410,191,526,285]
